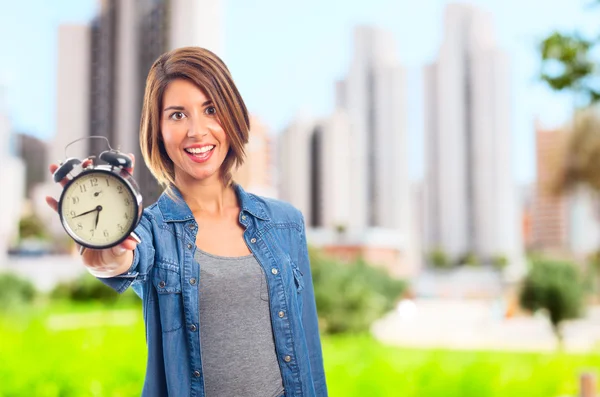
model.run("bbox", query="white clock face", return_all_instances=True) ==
[60,172,137,247]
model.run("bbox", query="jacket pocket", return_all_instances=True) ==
[152,264,184,333]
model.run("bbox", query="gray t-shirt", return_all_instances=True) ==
[195,248,285,397]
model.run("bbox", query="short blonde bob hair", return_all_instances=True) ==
[139,47,249,193]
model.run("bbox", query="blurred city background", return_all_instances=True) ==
[1,0,600,396]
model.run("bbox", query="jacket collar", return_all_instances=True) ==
[157,182,270,222]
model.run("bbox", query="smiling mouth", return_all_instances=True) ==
[184,145,215,156]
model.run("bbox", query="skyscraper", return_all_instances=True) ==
[424,4,522,266]
[279,111,353,229]
[278,26,420,276]
[336,26,409,232]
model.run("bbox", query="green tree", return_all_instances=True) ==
[519,259,584,348]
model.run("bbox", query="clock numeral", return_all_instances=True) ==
[103,230,109,238]
[105,178,110,187]
[76,222,83,231]
[124,213,129,220]
[117,186,123,194]
[72,196,79,205]
[117,224,124,233]
[69,210,76,217]
[79,184,87,193]
[90,230,95,237]
[125,198,131,206]
[89,178,99,188]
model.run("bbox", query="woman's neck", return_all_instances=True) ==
[174,173,237,216]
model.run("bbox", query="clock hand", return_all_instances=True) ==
[72,207,98,218]
[72,205,103,219]
[94,210,100,230]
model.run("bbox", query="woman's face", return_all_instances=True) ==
[160,78,229,185]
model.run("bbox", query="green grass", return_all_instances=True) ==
[1,303,599,397]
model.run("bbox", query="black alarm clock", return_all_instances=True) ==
[53,137,142,250]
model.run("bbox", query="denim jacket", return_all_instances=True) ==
[100,183,328,397]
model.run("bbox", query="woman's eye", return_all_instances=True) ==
[205,106,216,116]
[170,112,185,120]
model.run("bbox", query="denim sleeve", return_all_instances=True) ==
[297,211,328,396]
[97,211,155,294]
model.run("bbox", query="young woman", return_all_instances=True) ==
[46,47,327,397]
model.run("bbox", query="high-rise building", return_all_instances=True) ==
[278,114,314,221]
[233,115,276,198]
[530,123,569,252]
[424,4,523,267]
[278,111,353,229]
[15,133,48,199]
[335,26,409,233]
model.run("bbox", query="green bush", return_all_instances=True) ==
[0,272,37,310]
[491,254,508,271]
[519,259,585,347]
[19,214,49,240]
[427,248,451,269]
[310,247,407,334]
[51,273,140,305]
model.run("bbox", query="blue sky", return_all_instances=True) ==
[0,0,597,183]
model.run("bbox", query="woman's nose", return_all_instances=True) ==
[187,119,208,138]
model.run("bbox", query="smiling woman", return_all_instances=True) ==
[140,47,250,195]
[45,46,328,397]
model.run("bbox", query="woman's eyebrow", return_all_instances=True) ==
[164,101,212,112]
[163,105,185,112]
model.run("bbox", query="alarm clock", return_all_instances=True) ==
[54,142,143,250]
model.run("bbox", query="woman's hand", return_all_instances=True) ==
[45,154,139,278]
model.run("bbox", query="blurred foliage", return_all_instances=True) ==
[491,254,508,271]
[551,107,600,195]
[1,305,599,397]
[51,273,140,306]
[18,213,50,241]
[456,251,480,267]
[539,5,600,202]
[309,247,407,334]
[427,248,451,270]
[519,259,584,347]
[0,272,36,311]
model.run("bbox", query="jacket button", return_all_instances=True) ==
[278,311,285,318]
[284,355,292,363]
[158,281,166,288]
[187,243,193,250]
[250,238,256,243]
[188,224,195,230]
[189,278,197,285]
[189,324,197,332]
[271,268,278,275]
[242,215,246,220]
[193,370,201,378]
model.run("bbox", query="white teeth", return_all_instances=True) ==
[186,145,214,154]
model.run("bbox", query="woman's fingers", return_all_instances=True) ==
[48,163,70,187]
[123,153,135,174]
[45,196,58,213]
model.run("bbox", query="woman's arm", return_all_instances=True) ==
[297,211,328,396]
[96,211,155,294]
